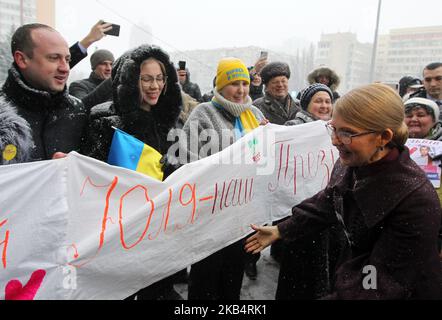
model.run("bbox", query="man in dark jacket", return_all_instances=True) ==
[0,23,87,162]
[410,62,442,119]
[177,67,202,102]
[253,62,300,125]
[69,49,115,111]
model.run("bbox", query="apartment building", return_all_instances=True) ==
[375,26,442,83]
[315,32,372,94]
[0,0,36,39]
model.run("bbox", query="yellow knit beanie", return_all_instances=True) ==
[215,57,250,91]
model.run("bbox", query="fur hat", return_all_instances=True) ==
[260,62,290,85]
[404,97,440,121]
[90,49,115,70]
[300,83,333,111]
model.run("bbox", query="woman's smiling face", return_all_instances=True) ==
[405,106,435,138]
[307,91,333,121]
[329,113,382,167]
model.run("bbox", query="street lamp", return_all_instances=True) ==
[369,0,382,83]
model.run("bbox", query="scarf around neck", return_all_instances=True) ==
[212,88,259,139]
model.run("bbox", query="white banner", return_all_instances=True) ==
[0,122,338,300]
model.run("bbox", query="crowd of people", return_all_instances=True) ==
[1,21,442,300]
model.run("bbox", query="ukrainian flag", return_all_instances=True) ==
[108,128,164,181]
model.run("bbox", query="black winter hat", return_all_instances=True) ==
[260,62,290,85]
[300,83,333,111]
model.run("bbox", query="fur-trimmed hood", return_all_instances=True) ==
[307,66,341,92]
[83,45,183,160]
[111,44,182,129]
[0,95,34,164]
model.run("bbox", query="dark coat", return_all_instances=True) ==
[69,42,87,69]
[202,91,214,103]
[0,65,87,161]
[0,96,34,165]
[69,72,103,100]
[285,110,316,126]
[81,44,182,167]
[277,114,343,300]
[82,77,113,112]
[279,147,442,299]
[253,93,300,125]
[250,83,264,102]
[410,87,429,100]
[69,73,113,112]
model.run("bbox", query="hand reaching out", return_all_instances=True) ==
[245,224,281,254]
[79,20,113,49]
[254,57,268,74]
[260,118,269,126]
[52,152,67,159]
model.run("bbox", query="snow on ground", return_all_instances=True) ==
[174,247,279,300]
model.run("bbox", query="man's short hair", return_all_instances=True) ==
[424,62,442,73]
[11,23,55,58]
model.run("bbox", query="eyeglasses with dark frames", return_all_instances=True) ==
[325,122,377,145]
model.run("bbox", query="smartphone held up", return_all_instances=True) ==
[101,21,120,37]
[260,51,268,60]
[178,61,186,70]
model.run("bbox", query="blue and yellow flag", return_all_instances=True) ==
[108,128,164,181]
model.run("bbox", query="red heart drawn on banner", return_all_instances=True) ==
[5,269,46,300]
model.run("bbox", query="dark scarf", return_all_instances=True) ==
[2,64,71,112]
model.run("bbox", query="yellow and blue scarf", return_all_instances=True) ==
[212,99,260,140]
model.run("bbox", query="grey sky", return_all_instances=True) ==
[56,0,441,51]
[56,0,441,78]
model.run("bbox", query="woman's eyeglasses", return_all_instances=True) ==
[140,75,167,87]
[325,123,376,145]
